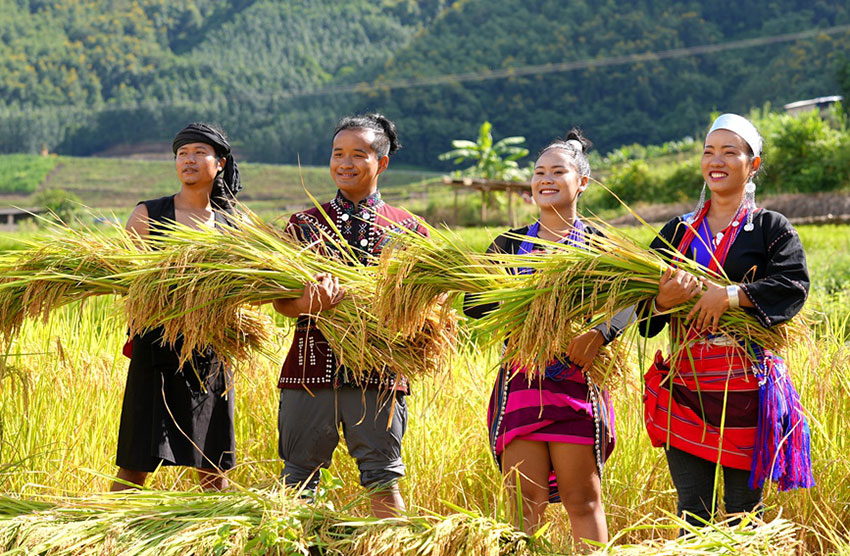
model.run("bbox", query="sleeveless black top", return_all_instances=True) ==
[115,195,235,472]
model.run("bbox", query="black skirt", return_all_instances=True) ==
[116,329,235,472]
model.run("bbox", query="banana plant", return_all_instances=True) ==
[438,121,529,181]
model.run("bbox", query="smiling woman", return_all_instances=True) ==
[639,113,814,527]
[462,129,635,552]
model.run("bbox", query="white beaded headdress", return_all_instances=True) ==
[691,114,763,231]
[708,113,762,158]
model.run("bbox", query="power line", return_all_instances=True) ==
[10,23,850,112]
[268,23,850,100]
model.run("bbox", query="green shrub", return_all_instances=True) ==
[599,108,850,208]
[760,112,844,193]
[31,188,82,222]
[658,158,703,203]
[605,160,652,208]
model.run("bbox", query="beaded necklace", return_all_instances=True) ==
[329,190,385,265]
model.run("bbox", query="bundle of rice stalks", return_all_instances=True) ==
[375,224,628,385]
[0,217,272,357]
[377,227,520,339]
[0,219,140,341]
[599,513,801,555]
[123,235,304,365]
[0,490,534,556]
[315,293,459,383]
[324,512,534,556]
[126,209,457,380]
[0,489,315,556]
[475,222,807,373]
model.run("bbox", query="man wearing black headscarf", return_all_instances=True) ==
[111,123,241,491]
[170,122,242,213]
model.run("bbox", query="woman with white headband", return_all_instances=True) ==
[639,114,814,526]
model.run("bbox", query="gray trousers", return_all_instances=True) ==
[278,386,407,489]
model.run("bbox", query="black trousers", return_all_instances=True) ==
[665,447,763,528]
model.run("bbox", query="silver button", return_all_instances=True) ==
[360,238,368,247]
[732,220,739,227]
[340,213,350,221]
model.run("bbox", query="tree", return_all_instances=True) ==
[438,121,529,181]
[837,57,850,120]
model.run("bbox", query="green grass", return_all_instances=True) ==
[0,154,439,218]
[0,224,849,554]
[0,154,59,195]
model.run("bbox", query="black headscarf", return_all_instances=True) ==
[172,123,242,211]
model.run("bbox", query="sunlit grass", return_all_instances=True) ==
[0,224,848,554]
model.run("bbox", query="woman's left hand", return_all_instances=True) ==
[566,329,605,369]
[686,281,729,333]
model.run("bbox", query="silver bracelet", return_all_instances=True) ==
[726,285,740,310]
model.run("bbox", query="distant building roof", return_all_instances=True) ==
[0,207,43,216]
[783,95,843,112]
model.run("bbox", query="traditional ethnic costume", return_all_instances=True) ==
[116,124,241,473]
[277,190,427,490]
[640,203,813,523]
[116,195,236,472]
[464,221,628,502]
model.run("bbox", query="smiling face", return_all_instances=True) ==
[701,129,759,199]
[531,149,589,212]
[330,128,389,202]
[175,142,223,189]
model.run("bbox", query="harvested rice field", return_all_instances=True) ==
[0,222,848,555]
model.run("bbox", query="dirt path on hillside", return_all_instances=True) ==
[38,162,65,191]
[610,192,850,226]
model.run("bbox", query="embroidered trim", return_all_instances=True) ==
[790,279,809,301]
[740,283,772,327]
[767,229,795,252]
[280,201,421,390]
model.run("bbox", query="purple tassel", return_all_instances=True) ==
[749,352,815,491]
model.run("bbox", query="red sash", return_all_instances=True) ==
[643,201,758,469]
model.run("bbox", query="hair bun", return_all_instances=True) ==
[333,113,401,157]
[565,128,591,152]
[539,127,593,178]
[368,113,401,155]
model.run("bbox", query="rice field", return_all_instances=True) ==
[1,223,849,554]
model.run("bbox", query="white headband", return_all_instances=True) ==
[707,113,762,158]
[565,139,584,152]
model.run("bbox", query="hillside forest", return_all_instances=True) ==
[2,0,850,169]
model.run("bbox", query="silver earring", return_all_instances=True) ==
[743,180,756,231]
[689,183,707,224]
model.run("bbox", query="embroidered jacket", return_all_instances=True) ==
[640,209,809,335]
[277,190,428,391]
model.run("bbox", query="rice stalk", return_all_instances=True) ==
[373,218,806,387]
[375,223,629,385]
[324,512,534,556]
[377,227,519,339]
[0,217,273,360]
[474,221,808,374]
[125,208,458,381]
[599,512,801,555]
[0,489,533,556]
[0,490,803,556]
[0,219,141,342]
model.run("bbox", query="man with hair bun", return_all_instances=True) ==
[273,113,427,517]
[112,122,241,491]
